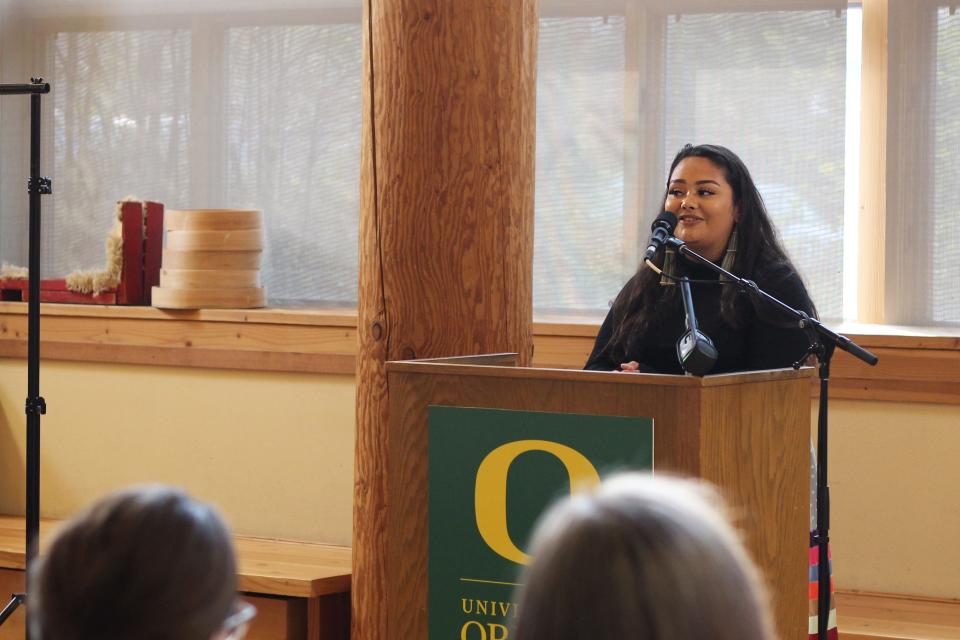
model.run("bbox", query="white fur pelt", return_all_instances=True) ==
[65,196,143,294]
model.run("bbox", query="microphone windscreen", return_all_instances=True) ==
[651,211,678,232]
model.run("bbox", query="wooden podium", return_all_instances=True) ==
[376,355,811,640]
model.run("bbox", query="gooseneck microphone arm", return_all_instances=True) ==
[665,236,877,640]
[676,276,718,376]
[680,277,697,333]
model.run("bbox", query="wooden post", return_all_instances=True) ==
[354,1,537,639]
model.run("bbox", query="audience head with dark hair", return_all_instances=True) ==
[31,485,252,640]
[510,473,776,640]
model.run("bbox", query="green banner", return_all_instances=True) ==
[428,406,654,639]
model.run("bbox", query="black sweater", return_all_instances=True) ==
[584,259,815,375]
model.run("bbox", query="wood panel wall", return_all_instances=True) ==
[354,2,538,639]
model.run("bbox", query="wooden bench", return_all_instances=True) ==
[0,516,351,640]
[837,591,960,640]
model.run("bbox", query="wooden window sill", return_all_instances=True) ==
[0,302,957,405]
[533,315,960,406]
[0,301,358,375]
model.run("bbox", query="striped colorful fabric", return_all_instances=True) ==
[808,539,838,639]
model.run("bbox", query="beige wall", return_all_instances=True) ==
[2,359,957,598]
[826,399,960,599]
[0,360,355,545]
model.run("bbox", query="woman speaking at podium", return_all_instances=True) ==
[583,144,837,639]
[584,143,816,375]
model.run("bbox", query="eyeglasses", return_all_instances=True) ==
[220,601,257,640]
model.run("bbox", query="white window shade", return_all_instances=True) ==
[534,1,848,319]
[932,6,959,324]
[534,15,627,313]
[43,28,192,281]
[224,23,361,303]
[885,1,960,326]
[0,1,361,305]
[663,9,847,320]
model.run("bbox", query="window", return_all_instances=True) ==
[535,1,851,319]
[884,1,960,326]
[932,6,960,323]
[535,14,627,313]
[223,21,361,302]
[45,26,192,275]
[662,9,848,320]
[1,0,957,327]
[0,1,361,305]
[535,0,959,327]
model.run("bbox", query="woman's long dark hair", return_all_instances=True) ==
[605,144,809,362]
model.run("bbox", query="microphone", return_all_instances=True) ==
[642,211,678,261]
[676,276,718,376]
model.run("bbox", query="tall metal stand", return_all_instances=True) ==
[0,78,52,640]
[807,334,837,639]
[663,236,878,640]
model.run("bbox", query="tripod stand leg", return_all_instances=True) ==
[0,593,26,626]
[0,76,51,640]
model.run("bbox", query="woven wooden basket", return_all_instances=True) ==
[152,209,266,309]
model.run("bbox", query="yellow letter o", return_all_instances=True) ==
[461,620,487,640]
[474,440,600,565]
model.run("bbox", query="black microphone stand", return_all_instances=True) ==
[664,237,878,640]
[0,78,52,640]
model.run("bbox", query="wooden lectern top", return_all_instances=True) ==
[388,354,812,386]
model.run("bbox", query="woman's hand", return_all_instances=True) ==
[619,361,641,372]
